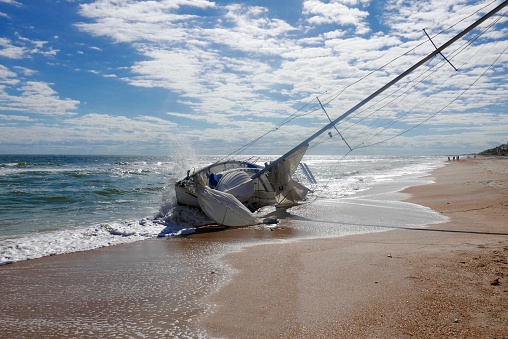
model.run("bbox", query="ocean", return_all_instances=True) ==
[0,154,446,265]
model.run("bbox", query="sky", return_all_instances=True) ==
[0,0,507,156]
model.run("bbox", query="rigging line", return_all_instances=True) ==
[328,44,451,127]
[239,60,394,141]
[296,52,508,202]
[220,100,324,161]
[218,123,285,162]
[252,20,501,161]
[348,7,505,127]
[360,22,508,146]
[307,127,353,152]
[344,60,443,130]
[445,7,508,61]
[221,22,452,161]
[299,40,505,153]
[304,25,437,112]
[219,1,506,163]
[362,65,475,145]
[321,2,505,113]
[423,0,500,36]
[356,42,508,150]
[350,56,456,145]
[309,54,449,152]
[318,42,426,109]
[234,11,448,147]
[317,39,495,153]
[316,12,480,109]
[424,28,458,71]
[274,4,508,208]
[302,55,437,153]
[318,1,502,110]
[314,37,427,105]
[317,96,352,151]
[338,9,507,146]
[220,105,321,161]
[331,57,448,148]
[321,0,488,98]
[444,11,507,72]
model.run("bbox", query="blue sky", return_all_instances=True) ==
[0,0,507,156]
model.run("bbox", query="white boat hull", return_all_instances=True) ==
[175,184,200,207]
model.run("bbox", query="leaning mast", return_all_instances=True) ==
[253,0,508,179]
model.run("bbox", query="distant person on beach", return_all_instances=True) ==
[453,156,455,160]
[457,156,460,160]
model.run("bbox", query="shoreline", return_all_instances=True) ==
[200,156,508,337]
[0,156,506,337]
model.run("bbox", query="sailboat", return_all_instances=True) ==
[175,0,508,227]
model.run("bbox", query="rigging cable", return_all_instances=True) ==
[217,1,506,169]
[308,7,507,153]
[356,42,508,150]
[357,9,508,148]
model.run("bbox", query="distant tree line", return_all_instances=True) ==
[480,143,508,156]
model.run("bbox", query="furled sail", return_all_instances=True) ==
[195,186,260,227]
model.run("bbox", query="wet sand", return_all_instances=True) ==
[0,208,301,337]
[1,156,506,338]
[201,156,508,338]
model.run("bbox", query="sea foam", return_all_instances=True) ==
[0,211,204,265]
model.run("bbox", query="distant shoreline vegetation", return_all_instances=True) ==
[480,143,508,156]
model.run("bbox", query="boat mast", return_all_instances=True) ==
[252,0,508,179]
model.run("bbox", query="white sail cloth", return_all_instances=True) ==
[195,186,260,227]
[275,180,309,206]
[216,170,254,202]
[268,144,309,205]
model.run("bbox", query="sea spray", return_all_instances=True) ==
[158,135,201,217]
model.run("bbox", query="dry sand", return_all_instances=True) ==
[201,156,508,338]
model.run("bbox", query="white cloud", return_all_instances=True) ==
[302,0,370,33]
[0,113,180,153]
[74,0,386,127]
[381,0,503,40]
[128,48,205,92]
[0,69,80,116]
[65,113,177,132]
[0,113,35,121]
[0,36,59,59]
[0,38,26,59]
[0,0,22,6]
[13,66,37,76]
[76,0,216,43]
[0,64,18,81]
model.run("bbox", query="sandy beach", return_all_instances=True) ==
[201,156,508,338]
[1,156,506,338]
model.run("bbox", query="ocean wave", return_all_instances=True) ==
[0,205,208,265]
